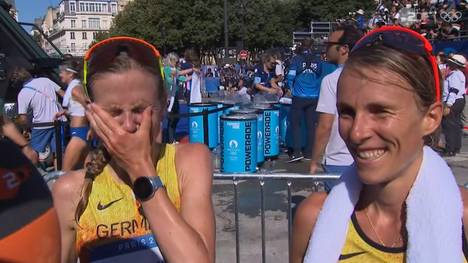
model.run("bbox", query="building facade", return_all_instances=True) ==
[42,0,123,57]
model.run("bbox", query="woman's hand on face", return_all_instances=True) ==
[86,103,154,176]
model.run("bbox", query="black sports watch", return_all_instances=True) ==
[132,176,164,202]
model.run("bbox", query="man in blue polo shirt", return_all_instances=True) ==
[287,39,335,162]
[254,52,282,96]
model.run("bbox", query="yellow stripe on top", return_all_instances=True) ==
[339,216,404,262]
[339,213,468,263]
[75,144,180,260]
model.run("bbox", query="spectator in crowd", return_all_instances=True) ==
[205,68,214,78]
[179,49,196,102]
[286,39,335,162]
[254,52,282,96]
[356,9,367,31]
[12,67,64,166]
[163,52,193,143]
[293,26,468,263]
[442,54,466,156]
[363,0,466,40]
[309,25,362,180]
[53,37,215,263]
[220,64,240,92]
[57,59,89,171]
[271,49,285,90]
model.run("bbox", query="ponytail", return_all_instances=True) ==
[74,146,110,222]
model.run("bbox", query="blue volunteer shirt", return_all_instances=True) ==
[254,65,275,89]
[287,50,336,98]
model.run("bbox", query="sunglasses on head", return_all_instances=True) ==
[351,26,441,102]
[83,36,164,98]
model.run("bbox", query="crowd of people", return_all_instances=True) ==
[1,10,468,263]
[347,0,468,40]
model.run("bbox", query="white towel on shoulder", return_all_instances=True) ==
[304,146,463,263]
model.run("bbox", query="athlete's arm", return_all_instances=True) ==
[310,113,334,174]
[121,144,215,263]
[52,171,83,263]
[291,192,327,263]
[71,84,88,107]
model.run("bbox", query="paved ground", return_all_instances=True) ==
[213,136,468,263]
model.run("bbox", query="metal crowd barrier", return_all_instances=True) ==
[213,173,340,263]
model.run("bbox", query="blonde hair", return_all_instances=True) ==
[75,52,166,222]
[165,52,179,67]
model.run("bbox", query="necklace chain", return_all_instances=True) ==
[364,207,402,248]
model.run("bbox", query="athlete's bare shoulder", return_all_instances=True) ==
[174,143,212,190]
[52,169,86,211]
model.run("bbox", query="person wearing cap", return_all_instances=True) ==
[52,37,215,263]
[56,59,90,171]
[356,9,367,31]
[442,54,466,156]
[13,67,64,166]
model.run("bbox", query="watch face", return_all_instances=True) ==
[133,177,153,200]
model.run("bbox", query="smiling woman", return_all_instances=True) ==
[292,26,468,263]
[52,37,215,263]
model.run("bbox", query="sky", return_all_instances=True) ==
[16,0,60,23]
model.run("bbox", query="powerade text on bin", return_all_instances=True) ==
[253,104,280,158]
[189,103,218,149]
[231,108,264,164]
[220,114,257,173]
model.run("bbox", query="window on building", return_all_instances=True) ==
[70,2,76,12]
[82,20,86,28]
[79,2,84,12]
[111,3,117,14]
[102,20,107,29]
[82,32,87,39]
[85,3,89,12]
[103,3,108,12]
[90,3,95,12]
[70,32,75,39]
[93,32,97,38]
[71,43,76,52]
[71,19,76,28]
[88,18,100,29]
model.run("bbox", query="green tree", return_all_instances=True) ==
[103,0,374,51]
[105,0,223,52]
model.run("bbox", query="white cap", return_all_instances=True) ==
[357,9,364,15]
[447,54,467,67]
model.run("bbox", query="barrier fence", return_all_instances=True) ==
[212,173,340,263]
